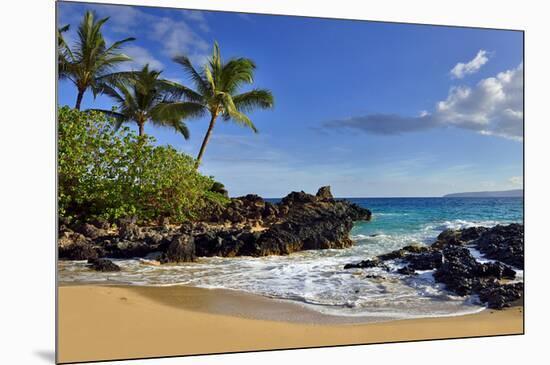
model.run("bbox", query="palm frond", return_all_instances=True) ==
[151,102,206,121]
[204,66,216,92]
[209,42,223,88]
[97,83,126,104]
[57,24,74,79]
[173,55,209,95]
[105,37,136,54]
[232,89,274,113]
[157,120,190,140]
[158,79,204,103]
[220,58,255,93]
[173,121,190,139]
[222,94,258,133]
[57,24,70,48]
[96,71,137,85]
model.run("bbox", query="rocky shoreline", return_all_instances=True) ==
[58,186,524,311]
[59,185,372,265]
[344,224,524,309]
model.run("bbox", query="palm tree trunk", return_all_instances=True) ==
[75,88,85,110]
[138,121,145,136]
[196,114,217,167]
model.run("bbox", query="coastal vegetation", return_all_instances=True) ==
[58,107,228,224]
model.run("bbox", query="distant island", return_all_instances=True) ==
[443,189,523,198]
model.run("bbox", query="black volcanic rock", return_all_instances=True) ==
[344,259,383,270]
[377,244,430,261]
[434,247,514,290]
[87,258,120,272]
[256,191,370,255]
[406,251,443,270]
[281,191,318,205]
[472,223,524,269]
[76,223,109,240]
[197,186,371,257]
[59,243,100,260]
[478,282,523,309]
[118,217,142,241]
[59,186,371,260]
[460,226,490,241]
[194,229,260,257]
[433,246,518,305]
[345,224,523,309]
[160,234,195,263]
[208,194,279,224]
[431,226,488,249]
[142,229,165,246]
[433,247,486,296]
[345,244,439,271]
[58,230,89,248]
[316,186,334,201]
[478,261,517,280]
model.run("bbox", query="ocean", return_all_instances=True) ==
[58,197,523,321]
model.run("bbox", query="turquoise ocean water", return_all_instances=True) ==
[349,197,522,245]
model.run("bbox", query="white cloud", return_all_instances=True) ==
[325,63,523,141]
[101,7,211,64]
[182,10,210,32]
[437,63,523,140]
[59,3,211,68]
[98,5,144,32]
[122,45,164,70]
[150,17,210,63]
[450,50,489,79]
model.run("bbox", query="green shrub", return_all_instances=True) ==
[58,106,228,223]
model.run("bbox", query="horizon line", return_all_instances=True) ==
[231,195,524,199]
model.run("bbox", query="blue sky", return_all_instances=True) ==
[57,2,524,198]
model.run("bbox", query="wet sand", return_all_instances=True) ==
[57,285,523,364]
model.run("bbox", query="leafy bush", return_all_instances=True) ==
[58,106,228,223]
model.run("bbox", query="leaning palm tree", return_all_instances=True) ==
[89,64,194,138]
[162,42,274,166]
[61,11,135,110]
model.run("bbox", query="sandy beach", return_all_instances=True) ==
[57,285,523,363]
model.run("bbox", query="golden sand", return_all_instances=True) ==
[57,285,523,363]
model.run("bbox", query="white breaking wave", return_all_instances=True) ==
[58,246,486,320]
[350,233,391,241]
[426,219,503,232]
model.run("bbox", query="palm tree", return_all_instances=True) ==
[163,42,274,166]
[60,11,135,110]
[89,64,195,138]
